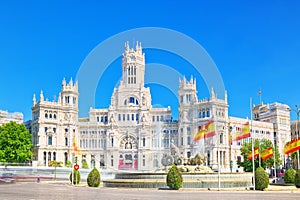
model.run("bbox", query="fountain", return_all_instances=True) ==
[103,144,252,188]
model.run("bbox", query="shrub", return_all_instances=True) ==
[49,161,63,167]
[295,169,300,188]
[82,161,89,169]
[87,168,101,187]
[69,170,81,185]
[255,167,269,190]
[65,160,72,168]
[284,168,296,184]
[166,164,183,190]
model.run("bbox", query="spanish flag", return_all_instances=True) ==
[261,147,273,161]
[204,120,216,139]
[193,120,216,141]
[284,138,300,154]
[73,136,82,155]
[193,127,206,141]
[248,148,259,160]
[230,122,251,142]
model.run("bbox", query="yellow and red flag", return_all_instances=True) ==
[204,120,216,139]
[284,138,300,154]
[193,127,206,141]
[193,120,216,141]
[261,147,273,161]
[231,122,251,142]
[248,148,259,160]
[73,136,82,155]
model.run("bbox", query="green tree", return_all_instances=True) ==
[284,168,296,184]
[255,166,269,190]
[166,164,183,190]
[0,122,32,163]
[87,168,101,187]
[237,139,281,172]
[69,170,80,185]
[295,169,300,188]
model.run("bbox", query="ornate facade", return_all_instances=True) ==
[30,42,291,172]
[0,110,23,126]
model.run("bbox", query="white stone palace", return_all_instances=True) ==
[0,110,23,126]
[30,42,291,171]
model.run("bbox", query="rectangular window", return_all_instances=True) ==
[65,137,68,146]
[163,138,169,148]
[152,116,155,122]
[142,155,146,167]
[127,114,130,121]
[48,136,52,145]
[132,114,134,121]
[143,138,146,147]
[118,114,121,121]
[123,114,125,121]
[136,114,139,121]
[53,128,56,133]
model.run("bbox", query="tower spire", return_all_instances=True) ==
[210,88,215,99]
[40,90,44,102]
[33,94,36,106]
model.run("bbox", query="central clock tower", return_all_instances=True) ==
[121,41,145,88]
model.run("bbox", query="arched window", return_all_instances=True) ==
[220,134,223,144]
[207,110,210,117]
[124,99,127,105]
[49,114,52,118]
[202,111,206,118]
[45,113,48,118]
[53,114,56,119]
[129,97,135,103]
[135,99,139,105]
[43,152,47,166]
[199,112,202,118]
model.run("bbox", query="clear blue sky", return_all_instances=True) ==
[0,0,300,121]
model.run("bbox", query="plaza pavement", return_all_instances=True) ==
[1,180,299,200]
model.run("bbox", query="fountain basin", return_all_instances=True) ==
[103,172,252,188]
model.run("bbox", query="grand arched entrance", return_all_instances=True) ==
[118,135,138,170]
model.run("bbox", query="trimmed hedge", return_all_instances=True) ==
[166,164,183,190]
[255,167,269,190]
[284,168,296,184]
[87,168,101,187]
[295,169,300,188]
[69,170,81,185]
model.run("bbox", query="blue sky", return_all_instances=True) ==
[0,1,300,121]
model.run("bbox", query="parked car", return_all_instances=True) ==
[0,172,15,183]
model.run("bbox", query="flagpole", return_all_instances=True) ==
[250,97,255,189]
[216,114,221,191]
[273,144,277,182]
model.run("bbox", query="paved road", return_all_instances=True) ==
[0,182,299,200]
